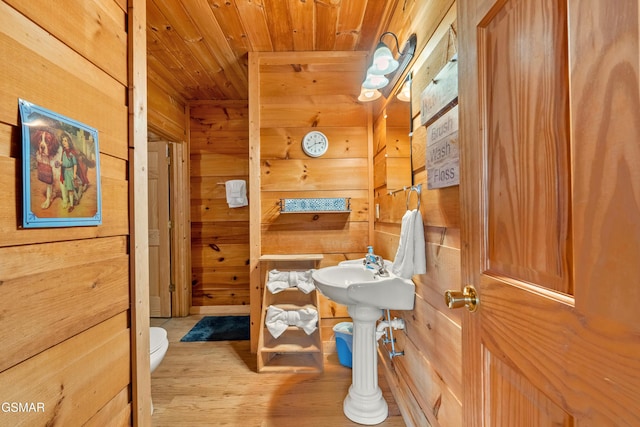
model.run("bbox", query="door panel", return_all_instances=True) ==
[459,0,640,425]
[487,352,571,426]
[483,0,571,294]
[148,140,171,317]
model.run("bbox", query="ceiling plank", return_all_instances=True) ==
[287,0,315,51]
[235,0,274,52]
[206,0,253,58]
[356,0,400,51]
[315,0,339,50]
[335,0,368,50]
[148,1,225,98]
[262,0,294,51]
[146,0,404,102]
[181,0,250,99]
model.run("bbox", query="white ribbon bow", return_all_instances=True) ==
[265,305,318,339]
[266,269,316,294]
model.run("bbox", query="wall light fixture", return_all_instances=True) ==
[358,32,417,102]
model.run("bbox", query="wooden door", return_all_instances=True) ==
[148,140,172,317]
[458,0,640,425]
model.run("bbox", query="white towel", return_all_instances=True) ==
[225,179,248,208]
[267,269,315,294]
[391,209,426,279]
[265,305,318,339]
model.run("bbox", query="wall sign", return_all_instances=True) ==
[426,105,459,189]
[420,54,458,126]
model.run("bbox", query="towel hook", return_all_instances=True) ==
[406,184,421,210]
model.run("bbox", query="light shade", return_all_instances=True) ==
[358,87,382,102]
[362,72,389,90]
[397,79,410,102]
[368,42,399,75]
[380,33,417,98]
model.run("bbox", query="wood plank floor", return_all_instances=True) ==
[150,315,407,427]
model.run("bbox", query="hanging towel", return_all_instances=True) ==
[225,179,248,208]
[266,269,315,294]
[265,305,318,339]
[391,209,426,279]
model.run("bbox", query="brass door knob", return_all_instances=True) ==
[444,286,478,312]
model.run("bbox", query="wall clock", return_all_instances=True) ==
[301,131,329,157]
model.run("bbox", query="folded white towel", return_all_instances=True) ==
[225,179,248,208]
[267,269,315,294]
[265,305,318,338]
[391,209,426,279]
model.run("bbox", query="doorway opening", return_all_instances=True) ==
[148,131,191,318]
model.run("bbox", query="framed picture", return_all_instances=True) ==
[19,99,102,228]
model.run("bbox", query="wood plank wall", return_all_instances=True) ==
[190,101,251,308]
[372,1,463,427]
[248,52,373,348]
[0,0,133,425]
[148,61,187,143]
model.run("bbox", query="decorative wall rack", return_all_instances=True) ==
[278,197,351,213]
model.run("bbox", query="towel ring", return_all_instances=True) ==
[406,184,421,210]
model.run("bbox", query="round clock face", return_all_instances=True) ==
[302,131,329,157]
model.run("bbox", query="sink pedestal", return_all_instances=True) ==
[343,304,387,425]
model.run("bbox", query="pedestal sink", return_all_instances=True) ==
[312,265,415,425]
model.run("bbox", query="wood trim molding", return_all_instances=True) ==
[170,140,192,317]
[366,103,375,244]
[190,305,251,316]
[248,52,262,353]
[128,0,151,424]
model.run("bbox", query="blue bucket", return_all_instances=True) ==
[333,322,353,368]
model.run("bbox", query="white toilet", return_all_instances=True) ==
[150,327,169,414]
[150,326,169,372]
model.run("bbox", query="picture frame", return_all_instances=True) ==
[19,99,102,228]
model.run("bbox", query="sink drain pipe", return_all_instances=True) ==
[376,309,406,358]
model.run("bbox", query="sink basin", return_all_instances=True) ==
[312,265,415,310]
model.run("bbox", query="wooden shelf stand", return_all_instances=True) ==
[257,254,324,373]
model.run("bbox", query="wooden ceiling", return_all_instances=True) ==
[146,0,400,102]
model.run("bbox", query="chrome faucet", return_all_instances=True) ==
[364,252,389,277]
